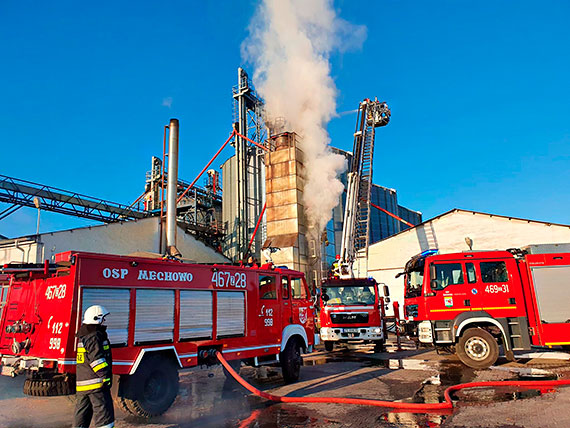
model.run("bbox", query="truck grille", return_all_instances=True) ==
[330,313,369,324]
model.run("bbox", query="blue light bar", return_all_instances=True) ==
[420,249,439,257]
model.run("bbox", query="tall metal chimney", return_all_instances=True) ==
[166,118,181,257]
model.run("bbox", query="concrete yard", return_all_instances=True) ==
[1,340,569,428]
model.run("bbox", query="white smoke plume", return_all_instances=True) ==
[243,0,366,233]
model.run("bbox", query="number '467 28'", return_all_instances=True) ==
[45,284,66,300]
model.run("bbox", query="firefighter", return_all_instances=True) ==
[331,255,341,278]
[74,305,114,428]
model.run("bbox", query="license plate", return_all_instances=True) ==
[345,328,359,333]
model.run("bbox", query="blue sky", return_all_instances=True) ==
[1,0,569,238]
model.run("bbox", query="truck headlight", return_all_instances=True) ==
[374,328,381,333]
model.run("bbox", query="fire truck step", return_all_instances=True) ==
[253,356,280,366]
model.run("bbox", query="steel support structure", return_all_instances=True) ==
[0,175,147,223]
[231,68,267,261]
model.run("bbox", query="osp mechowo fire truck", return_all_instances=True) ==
[401,244,570,369]
[318,277,388,352]
[0,251,316,417]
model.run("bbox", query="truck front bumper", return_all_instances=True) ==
[320,326,384,342]
[418,321,434,344]
[1,355,57,376]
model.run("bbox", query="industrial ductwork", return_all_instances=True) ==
[166,118,181,257]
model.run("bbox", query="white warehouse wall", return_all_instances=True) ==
[360,209,570,313]
[0,217,228,265]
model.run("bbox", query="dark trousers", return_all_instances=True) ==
[73,388,115,428]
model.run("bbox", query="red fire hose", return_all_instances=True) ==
[217,352,570,412]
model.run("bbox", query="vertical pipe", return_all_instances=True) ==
[159,125,168,254]
[166,118,179,255]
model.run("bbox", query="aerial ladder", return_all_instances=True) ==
[339,98,390,278]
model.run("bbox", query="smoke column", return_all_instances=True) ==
[243,0,366,232]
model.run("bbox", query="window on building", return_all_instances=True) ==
[291,277,307,299]
[480,262,508,283]
[433,263,464,290]
[466,263,477,284]
[259,275,277,299]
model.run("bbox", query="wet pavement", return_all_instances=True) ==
[1,339,570,427]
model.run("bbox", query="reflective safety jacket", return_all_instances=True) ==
[76,324,113,395]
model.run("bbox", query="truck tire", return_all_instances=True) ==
[113,390,135,415]
[374,340,386,353]
[456,328,499,369]
[118,355,179,418]
[324,341,334,352]
[23,374,75,396]
[280,339,302,384]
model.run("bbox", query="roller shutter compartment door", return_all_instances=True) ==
[81,288,130,345]
[135,289,175,344]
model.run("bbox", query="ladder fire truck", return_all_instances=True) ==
[401,244,570,369]
[0,251,316,417]
[319,99,391,351]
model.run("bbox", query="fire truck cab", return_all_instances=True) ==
[0,251,316,417]
[319,278,386,352]
[402,245,570,369]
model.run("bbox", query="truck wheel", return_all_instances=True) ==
[23,374,75,396]
[324,341,334,352]
[374,340,386,353]
[280,339,302,384]
[119,355,179,418]
[457,328,499,369]
[113,389,135,415]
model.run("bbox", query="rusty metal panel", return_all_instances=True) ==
[217,291,245,337]
[179,290,213,340]
[134,289,174,343]
[81,288,130,345]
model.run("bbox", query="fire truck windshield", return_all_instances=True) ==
[322,286,376,306]
[405,270,424,298]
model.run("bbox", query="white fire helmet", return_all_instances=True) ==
[83,305,110,325]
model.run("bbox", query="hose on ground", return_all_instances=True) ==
[216,351,570,412]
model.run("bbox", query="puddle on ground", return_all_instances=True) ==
[438,362,477,386]
[235,405,326,428]
[303,353,385,366]
[453,386,545,405]
[380,412,446,428]
[517,372,558,381]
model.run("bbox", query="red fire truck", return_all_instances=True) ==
[0,251,316,417]
[401,245,570,369]
[319,278,387,352]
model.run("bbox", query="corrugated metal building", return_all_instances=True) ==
[0,217,228,265]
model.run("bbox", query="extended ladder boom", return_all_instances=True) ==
[339,99,390,277]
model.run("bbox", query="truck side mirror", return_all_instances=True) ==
[322,293,330,302]
[383,285,390,297]
[430,263,437,280]
[429,264,438,290]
